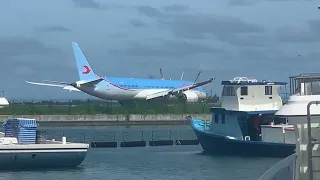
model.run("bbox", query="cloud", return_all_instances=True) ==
[137,6,165,19]
[108,40,226,58]
[276,20,320,43]
[108,33,129,39]
[228,0,260,6]
[129,19,148,28]
[159,14,264,35]
[136,6,265,47]
[163,4,189,12]
[0,36,64,60]
[34,25,70,33]
[308,19,320,33]
[72,0,106,10]
[0,36,76,79]
[231,48,314,81]
[237,48,320,71]
[265,0,307,1]
[13,66,35,76]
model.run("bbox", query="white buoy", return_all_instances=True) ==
[62,136,66,144]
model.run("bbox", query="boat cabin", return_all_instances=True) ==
[275,73,320,123]
[208,77,290,142]
[220,77,287,112]
[289,73,320,96]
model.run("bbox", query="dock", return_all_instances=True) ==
[0,114,211,126]
[38,129,200,148]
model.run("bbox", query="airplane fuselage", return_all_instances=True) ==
[76,77,207,102]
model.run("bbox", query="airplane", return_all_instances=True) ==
[26,42,215,104]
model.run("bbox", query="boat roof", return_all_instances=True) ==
[221,77,287,86]
[211,107,278,115]
[289,73,320,79]
[221,81,287,86]
[2,118,38,128]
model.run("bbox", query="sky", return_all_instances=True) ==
[0,0,320,100]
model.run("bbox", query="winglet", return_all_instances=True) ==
[195,77,215,87]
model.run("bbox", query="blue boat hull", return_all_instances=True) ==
[191,120,296,158]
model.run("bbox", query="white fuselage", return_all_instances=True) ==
[76,82,207,102]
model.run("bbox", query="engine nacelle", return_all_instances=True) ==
[72,80,86,88]
[181,91,199,102]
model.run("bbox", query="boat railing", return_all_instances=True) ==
[258,153,296,180]
[289,74,320,96]
[304,101,320,180]
[231,77,258,83]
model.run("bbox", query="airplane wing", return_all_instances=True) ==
[146,77,215,100]
[26,81,80,92]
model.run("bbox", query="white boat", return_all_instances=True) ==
[0,118,89,170]
[0,92,9,108]
[258,73,320,180]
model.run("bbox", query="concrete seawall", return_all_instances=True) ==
[0,114,211,127]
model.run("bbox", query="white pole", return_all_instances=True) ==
[62,136,67,144]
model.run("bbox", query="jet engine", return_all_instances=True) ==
[178,91,199,102]
[72,80,85,88]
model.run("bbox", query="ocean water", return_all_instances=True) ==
[0,126,282,180]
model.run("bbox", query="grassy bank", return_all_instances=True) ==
[0,99,219,115]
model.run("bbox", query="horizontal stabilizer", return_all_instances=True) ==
[26,81,80,92]
[80,78,104,87]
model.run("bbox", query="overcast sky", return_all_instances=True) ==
[0,0,319,100]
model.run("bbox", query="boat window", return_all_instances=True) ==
[265,86,272,95]
[290,77,320,95]
[240,86,248,96]
[222,86,235,96]
[305,81,320,95]
[221,114,225,124]
[214,114,219,124]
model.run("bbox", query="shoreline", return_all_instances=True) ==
[0,114,211,127]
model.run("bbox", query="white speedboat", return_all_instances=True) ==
[258,73,320,180]
[0,118,89,170]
